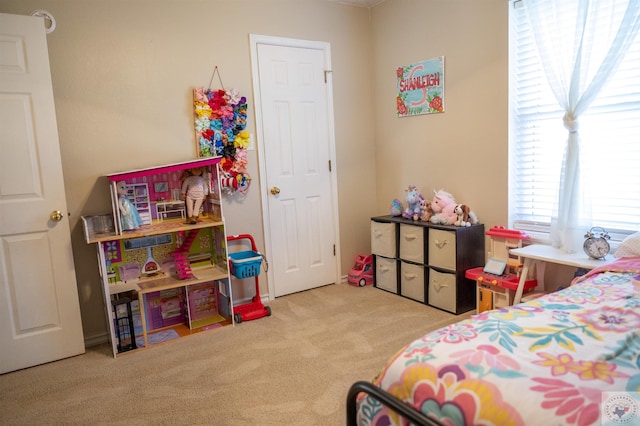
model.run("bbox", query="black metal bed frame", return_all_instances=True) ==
[346,380,443,426]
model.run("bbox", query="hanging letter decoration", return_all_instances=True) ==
[193,84,251,195]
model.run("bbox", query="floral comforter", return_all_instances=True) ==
[357,257,640,426]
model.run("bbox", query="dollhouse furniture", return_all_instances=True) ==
[111,298,137,353]
[155,200,186,222]
[117,263,140,282]
[81,157,233,357]
[370,215,484,314]
[123,182,151,225]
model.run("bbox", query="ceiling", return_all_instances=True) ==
[328,0,386,7]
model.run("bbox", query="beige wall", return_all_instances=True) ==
[0,0,510,343]
[0,0,377,343]
[371,0,508,233]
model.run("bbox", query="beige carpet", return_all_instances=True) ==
[0,284,473,425]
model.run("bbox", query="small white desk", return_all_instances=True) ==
[155,200,186,222]
[509,244,612,305]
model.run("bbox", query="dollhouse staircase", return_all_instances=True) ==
[172,229,199,279]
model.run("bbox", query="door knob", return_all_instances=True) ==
[270,187,281,195]
[50,210,64,222]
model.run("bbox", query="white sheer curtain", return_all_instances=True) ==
[521,0,640,252]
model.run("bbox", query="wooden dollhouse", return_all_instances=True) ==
[81,157,232,357]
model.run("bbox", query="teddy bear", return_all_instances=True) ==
[420,198,433,222]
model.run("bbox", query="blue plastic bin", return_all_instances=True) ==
[229,250,262,278]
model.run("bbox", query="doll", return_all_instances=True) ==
[116,181,142,231]
[181,167,209,224]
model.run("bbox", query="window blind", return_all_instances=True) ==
[509,0,640,241]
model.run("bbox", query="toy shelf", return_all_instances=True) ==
[107,280,140,296]
[135,265,228,294]
[105,264,228,296]
[134,265,230,348]
[82,216,224,244]
[140,315,232,345]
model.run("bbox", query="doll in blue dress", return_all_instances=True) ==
[116,181,142,231]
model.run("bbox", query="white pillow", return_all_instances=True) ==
[614,232,640,258]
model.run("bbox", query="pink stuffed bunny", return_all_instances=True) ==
[429,190,458,225]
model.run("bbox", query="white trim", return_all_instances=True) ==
[249,34,341,300]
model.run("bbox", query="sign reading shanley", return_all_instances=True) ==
[396,56,444,117]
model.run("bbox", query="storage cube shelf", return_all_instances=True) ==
[371,215,485,314]
[82,157,233,357]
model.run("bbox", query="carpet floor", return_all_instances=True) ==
[0,283,473,425]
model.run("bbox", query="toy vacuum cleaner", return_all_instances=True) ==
[227,233,271,323]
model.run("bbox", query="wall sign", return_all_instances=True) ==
[396,56,444,117]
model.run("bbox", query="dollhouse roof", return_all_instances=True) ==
[105,157,221,182]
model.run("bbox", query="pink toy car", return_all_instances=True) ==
[348,254,373,287]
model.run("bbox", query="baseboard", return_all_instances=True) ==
[233,294,270,305]
[84,331,109,347]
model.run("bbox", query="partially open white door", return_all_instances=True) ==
[0,13,85,374]
[251,35,341,298]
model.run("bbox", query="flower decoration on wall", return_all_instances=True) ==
[193,86,251,194]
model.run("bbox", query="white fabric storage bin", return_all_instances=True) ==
[375,256,397,293]
[400,261,425,302]
[399,224,424,263]
[428,229,456,270]
[428,268,456,312]
[371,221,396,258]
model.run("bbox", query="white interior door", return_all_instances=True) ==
[0,13,85,374]
[251,35,340,297]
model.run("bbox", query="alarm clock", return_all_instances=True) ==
[583,226,611,259]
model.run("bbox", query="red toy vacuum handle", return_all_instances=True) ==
[226,233,258,252]
[227,234,269,273]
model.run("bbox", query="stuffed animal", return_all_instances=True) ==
[390,199,403,217]
[402,185,424,221]
[454,203,478,227]
[420,198,433,222]
[430,190,458,225]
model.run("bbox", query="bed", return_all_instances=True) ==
[348,251,640,426]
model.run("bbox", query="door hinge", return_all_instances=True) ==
[328,160,332,172]
[333,244,336,256]
[324,70,332,83]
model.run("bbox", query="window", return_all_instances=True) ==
[509,0,640,242]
